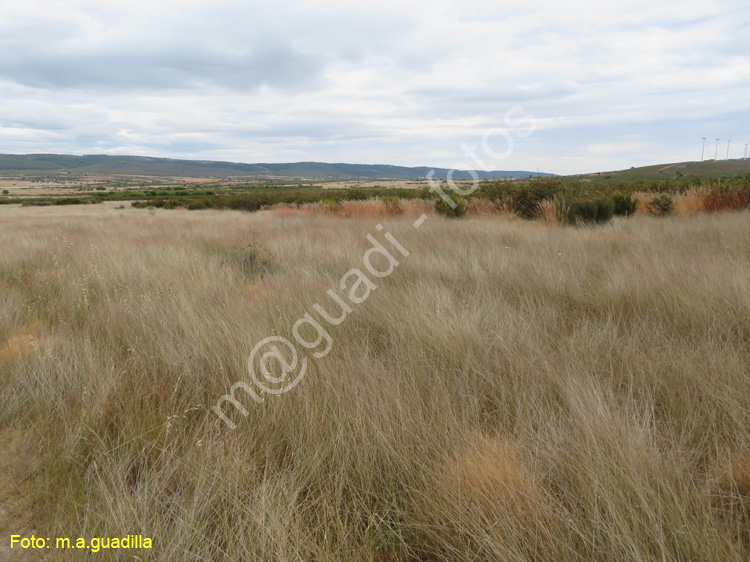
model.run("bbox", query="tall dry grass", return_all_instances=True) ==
[1,202,749,561]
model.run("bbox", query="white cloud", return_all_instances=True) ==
[0,0,748,173]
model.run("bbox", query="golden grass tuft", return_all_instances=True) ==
[632,191,654,214]
[453,434,538,515]
[536,198,560,224]
[722,451,750,498]
[674,188,708,217]
[0,322,44,362]
[465,198,511,217]
[240,283,281,302]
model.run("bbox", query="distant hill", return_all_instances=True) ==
[0,154,552,180]
[576,158,750,183]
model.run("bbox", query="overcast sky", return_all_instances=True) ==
[1,0,749,174]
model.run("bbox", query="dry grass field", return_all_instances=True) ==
[1,202,749,561]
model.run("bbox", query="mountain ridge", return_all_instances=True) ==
[0,153,553,180]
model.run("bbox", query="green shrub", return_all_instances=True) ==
[648,194,674,216]
[612,193,637,216]
[1,189,8,195]
[347,188,368,201]
[323,199,342,214]
[479,179,561,219]
[22,200,55,206]
[217,243,276,279]
[381,195,403,215]
[55,197,85,205]
[564,196,614,225]
[224,196,260,212]
[435,195,467,218]
[187,199,211,210]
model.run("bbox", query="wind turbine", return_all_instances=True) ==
[745,143,748,159]
[726,138,731,160]
[714,138,720,160]
[701,137,707,161]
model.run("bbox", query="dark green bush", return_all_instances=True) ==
[564,196,614,225]
[347,188,368,201]
[56,197,101,205]
[224,196,260,212]
[648,194,674,216]
[479,178,561,219]
[187,199,212,210]
[612,193,637,216]
[435,195,467,218]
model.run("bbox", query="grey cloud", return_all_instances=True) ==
[0,0,748,175]
[0,1,420,92]
[0,47,325,91]
[164,139,221,153]
[402,84,583,121]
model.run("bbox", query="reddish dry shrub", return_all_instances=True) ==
[400,198,434,217]
[298,201,340,216]
[272,203,299,219]
[340,200,386,218]
[703,190,750,213]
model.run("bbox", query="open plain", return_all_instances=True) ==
[1,202,749,560]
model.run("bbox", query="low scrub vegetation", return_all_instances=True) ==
[648,193,675,216]
[556,195,615,225]
[612,192,638,216]
[8,172,747,228]
[434,194,468,218]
